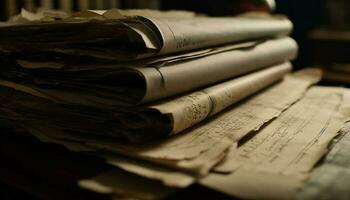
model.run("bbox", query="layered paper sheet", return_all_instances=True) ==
[66,69,319,175]
[201,87,350,200]
[0,69,320,198]
[0,62,293,142]
[0,9,293,61]
[0,38,297,107]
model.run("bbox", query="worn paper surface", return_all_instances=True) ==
[0,62,292,143]
[147,15,292,55]
[3,10,293,63]
[85,70,319,175]
[59,9,293,56]
[202,87,350,200]
[0,38,297,108]
[153,62,292,134]
[215,87,350,174]
[0,69,320,180]
[141,37,298,103]
[144,41,259,67]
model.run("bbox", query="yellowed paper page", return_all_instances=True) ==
[85,69,320,175]
[70,10,292,55]
[0,38,297,108]
[202,87,350,200]
[215,87,350,174]
[147,16,292,55]
[12,69,320,178]
[140,37,298,103]
[153,62,292,134]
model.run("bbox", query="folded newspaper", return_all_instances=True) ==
[0,9,292,63]
[1,37,297,106]
[3,8,345,200]
[0,9,297,143]
[0,62,291,142]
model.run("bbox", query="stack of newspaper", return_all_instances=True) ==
[0,9,298,142]
[2,9,350,200]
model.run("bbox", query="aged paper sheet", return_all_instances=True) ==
[85,10,292,55]
[0,38,297,108]
[202,87,350,200]
[0,62,292,143]
[0,64,293,186]
[140,37,297,103]
[215,87,350,174]
[148,15,292,55]
[153,62,292,134]
[3,10,293,63]
[1,69,320,184]
[84,70,320,175]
